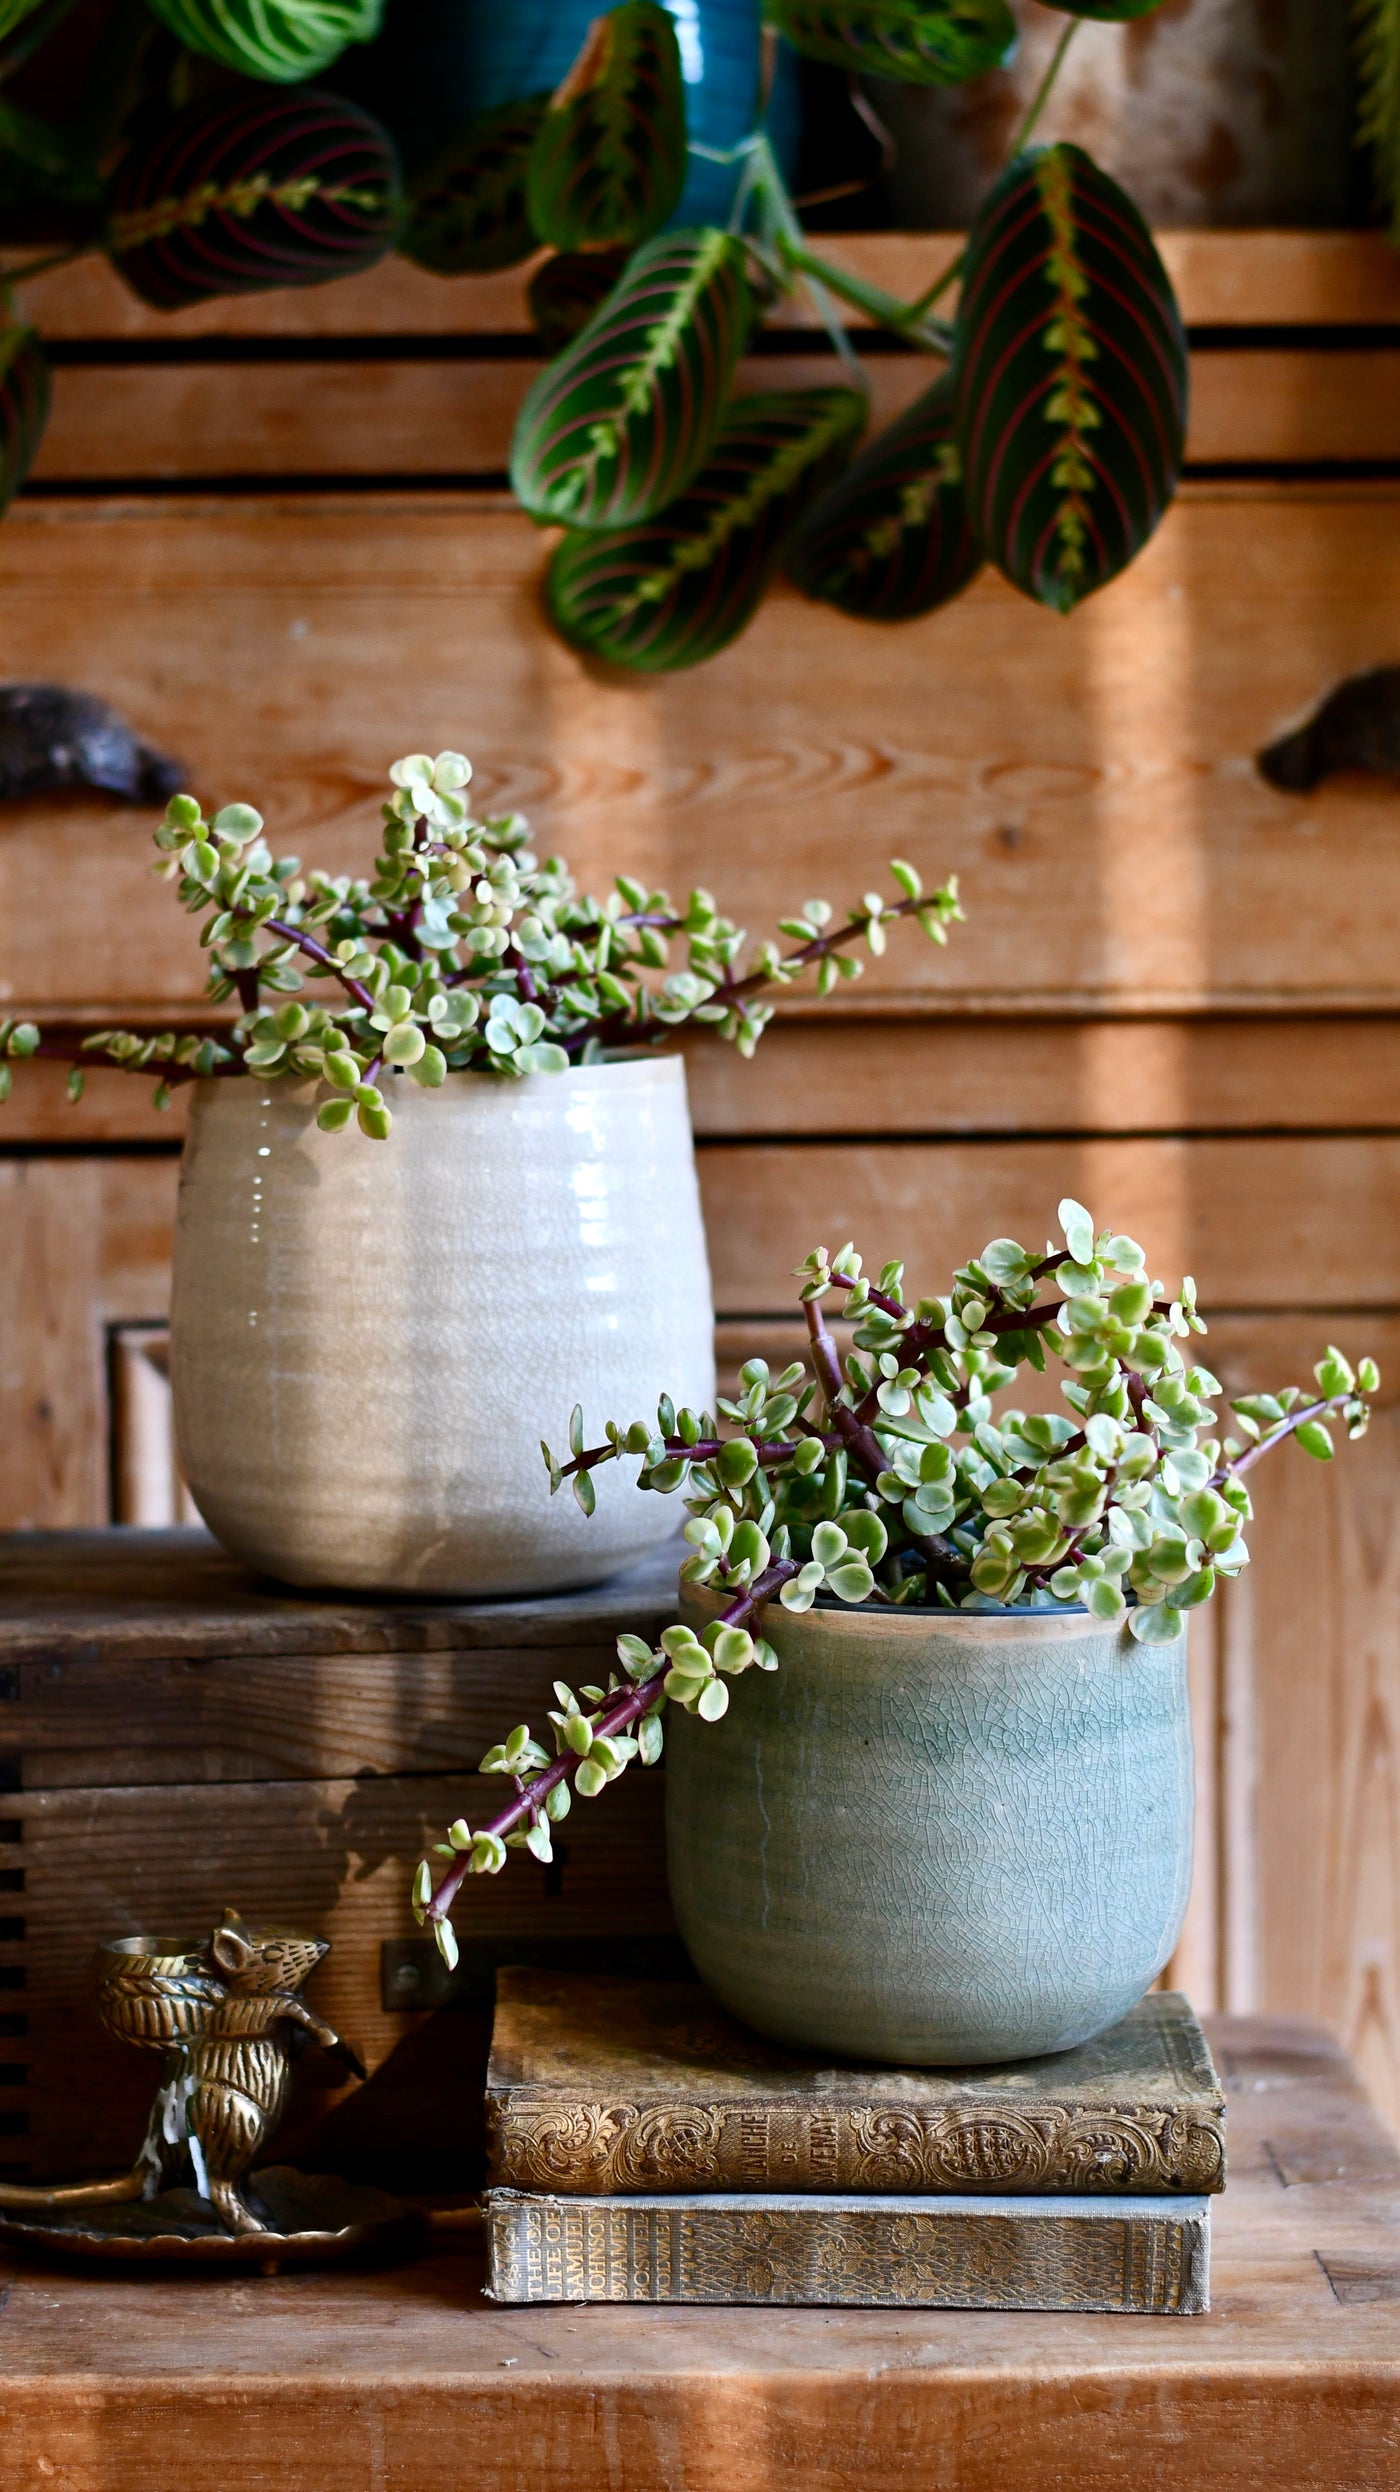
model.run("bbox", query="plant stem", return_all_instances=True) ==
[0,240,88,287]
[255,916,378,1015]
[1009,18,1079,158]
[1213,1392,1354,1484]
[424,1558,800,1930]
[743,131,868,393]
[900,19,1081,325]
[777,238,955,354]
[560,1432,840,1484]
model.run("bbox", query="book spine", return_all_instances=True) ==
[486,2094,1225,2196]
[483,2190,1211,2313]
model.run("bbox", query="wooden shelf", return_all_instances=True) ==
[0,2016,1397,2490]
[19,231,1400,341]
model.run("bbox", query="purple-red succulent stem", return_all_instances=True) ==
[425,1557,801,1928]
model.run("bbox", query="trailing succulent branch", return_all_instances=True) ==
[0,749,961,1135]
[417,1200,1379,1963]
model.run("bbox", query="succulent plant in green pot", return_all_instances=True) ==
[0,750,957,1598]
[420,1201,1378,2060]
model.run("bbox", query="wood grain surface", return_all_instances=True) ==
[28,346,1396,483]
[3,489,1400,1016]
[18,231,1400,337]
[0,2017,1397,2492]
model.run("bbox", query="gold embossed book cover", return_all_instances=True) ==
[485,1971,1225,2197]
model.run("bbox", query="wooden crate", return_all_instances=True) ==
[0,1533,684,2187]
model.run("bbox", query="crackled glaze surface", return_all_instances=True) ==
[667,1603,1193,2065]
[171,1056,713,1594]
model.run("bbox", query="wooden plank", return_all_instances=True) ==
[20,232,1400,340]
[5,1768,672,2178]
[1203,1313,1400,2140]
[1,2018,1399,2492]
[697,1134,1400,1312]
[29,345,1400,482]
[0,1158,175,1530]
[12,1016,1400,1148]
[4,487,1400,1016]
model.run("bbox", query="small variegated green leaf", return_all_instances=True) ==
[547,387,865,671]
[763,0,1015,85]
[510,226,751,530]
[527,2,686,252]
[785,370,981,620]
[402,96,548,275]
[955,144,1187,614]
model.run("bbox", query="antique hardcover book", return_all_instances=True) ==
[483,2187,1211,2311]
[485,1971,1225,2197]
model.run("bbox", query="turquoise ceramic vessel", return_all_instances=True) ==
[666,1598,1194,2065]
[333,0,800,207]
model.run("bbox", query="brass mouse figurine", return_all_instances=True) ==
[0,1912,364,2238]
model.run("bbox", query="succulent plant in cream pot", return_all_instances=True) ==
[1,749,958,1595]
[419,1202,1378,2062]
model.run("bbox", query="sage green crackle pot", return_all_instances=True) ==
[666,1594,1193,2065]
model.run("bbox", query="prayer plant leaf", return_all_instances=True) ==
[1353,0,1400,244]
[527,1,687,252]
[527,248,632,347]
[144,0,382,82]
[107,91,399,310]
[954,143,1188,615]
[785,369,982,619]
[762,0,1015,85]
[401,96,548,275]
[511,226,751,529]
[547,386,866,671]
[0,323,48,515]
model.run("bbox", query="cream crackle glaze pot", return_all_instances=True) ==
[171,1056,713,1596]
[666,1592,1193,2065]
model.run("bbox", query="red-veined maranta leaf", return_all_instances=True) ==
[511,227,751,530]
[145,0,382,82]
[108,92,398,309]
[785,370,981,618]
[527,2,686,252]
[527,249,632,348]
[762,0,1014,84]
[0,323,48,512]
[954,142,1187,614]
[547,387,865,671]
[401,96,547,275]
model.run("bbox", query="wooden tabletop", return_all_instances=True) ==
[0,2016,1397,2489]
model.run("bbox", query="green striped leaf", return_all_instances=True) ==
[108,93,398,310]
[527,2,686,252]
[785,370,981,619]
[145,0,381,81]
[527,249,632,348]
[1353,0,1400,243]
[954,143,1187,614]
[401,96,548,275]
[548,387,865,672]
[511,227,751,530]
[0,0,47,41]
[0,323,48,514]
[763,0,1015,85]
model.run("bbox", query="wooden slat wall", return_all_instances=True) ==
[3,235,1400,2127]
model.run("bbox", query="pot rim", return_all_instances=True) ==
[679,1579,1157,1644]
[187,1048,688,1112]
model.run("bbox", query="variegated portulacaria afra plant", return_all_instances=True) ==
[416,1199,1379,1964]
[0,750,961,1139]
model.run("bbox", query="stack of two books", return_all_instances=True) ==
[481,1971,1225,2313]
